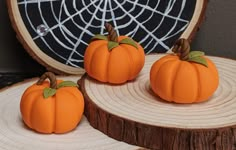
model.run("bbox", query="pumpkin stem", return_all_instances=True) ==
[36,72,57,89]
[172,38,190,61]
[105,23,118,42]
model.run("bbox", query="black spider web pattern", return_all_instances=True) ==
[17,0,196,68]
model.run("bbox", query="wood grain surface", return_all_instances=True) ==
[80,54,236,150]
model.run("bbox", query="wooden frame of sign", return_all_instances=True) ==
[7,0,207,75]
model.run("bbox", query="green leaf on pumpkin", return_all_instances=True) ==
[43,88,57,99]
[189,51,205,59]
[188,56,208,67]
[108,41,119,51]
[57,81,78,89]
[91,34,108,41]
[119,38,138,49]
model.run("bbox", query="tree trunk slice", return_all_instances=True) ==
[0,76,142,150]
[7,0,207,74]
[79,54,236,150]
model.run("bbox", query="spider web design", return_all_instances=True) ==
[17,0,196,68]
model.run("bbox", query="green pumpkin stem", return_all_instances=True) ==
[36,72,57,89]
[172,38,190,61]
[105,23,118,42]
[172,38,208,67]
[37,72,78,99]
[92,23,138,51]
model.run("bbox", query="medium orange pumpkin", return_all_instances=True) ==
[150,39,219,103]
[84,23,145,84]
[20,72,84,133]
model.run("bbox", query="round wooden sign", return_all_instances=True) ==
[7,0,207,74]
[79,54,236,149]
[0,76,141,150]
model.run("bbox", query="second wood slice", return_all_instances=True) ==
[79,54,236,150]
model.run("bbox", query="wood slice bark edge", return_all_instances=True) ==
[78,74,236,150]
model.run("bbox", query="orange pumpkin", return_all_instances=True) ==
[20,72,84,133]
[150,39,219,103]
[84,23,145,84]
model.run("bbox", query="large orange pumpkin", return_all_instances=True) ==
[150,39,219,103]
[84,23,145,84]
[20,72,84,133]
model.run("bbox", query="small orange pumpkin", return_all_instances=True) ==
[150,39,219,103]
[20,72,84,133]
[84,23,145,84]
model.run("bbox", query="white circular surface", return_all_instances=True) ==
[85,54,236,129]
[0,76,139,150]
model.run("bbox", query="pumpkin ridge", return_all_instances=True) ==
[60,88,78,98]
[106,52,111,83]
[150,62,160,92]
[136,44,145,78]
[61,88,84,121]
[90,44,110,82]
[28,92,44,129]
[60,88,84,107]
[89,43,108,79]
[54,89,72,132]
[207,58,219,80]
[120,45,134,80]
[53,92,57,133]
[60,88,82,103]
[154,59,178,101]
[201,58,219,100]
[54,89,83,132]
[22,88,45,101]
[21,88,45,126]
[153,61,165,91]
[85,41,106,74]
[192,63,201,101]
[21,84,47,101]
[171,60,182,101]
[104,49,110,82]
[151,57,176,94]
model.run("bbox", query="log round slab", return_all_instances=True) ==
[79,54,236,150]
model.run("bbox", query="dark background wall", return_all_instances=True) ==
[191,0,236,59]
[0,0,45,73]
[0,0,235,73]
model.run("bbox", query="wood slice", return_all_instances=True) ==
[79,54,236,150]
[7,0,207,74]
[0,76,142,150]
